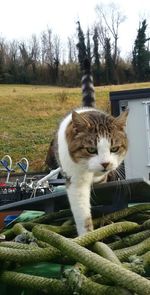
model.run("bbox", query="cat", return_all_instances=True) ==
[56,59,128,235]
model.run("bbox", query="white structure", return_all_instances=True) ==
[110,88,150,180]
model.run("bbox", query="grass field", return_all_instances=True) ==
[0,82,150,172]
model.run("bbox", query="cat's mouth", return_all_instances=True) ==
[88,161,115,174]
[102,168,109,173]
[94,169,110,176]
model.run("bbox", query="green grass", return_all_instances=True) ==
[0,82,150,172]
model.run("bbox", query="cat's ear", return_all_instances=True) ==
[72,111,91,131]
[115,109,129,127]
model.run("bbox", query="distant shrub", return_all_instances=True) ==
[57,91,69,103]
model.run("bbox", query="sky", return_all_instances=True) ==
[0,0,150,57]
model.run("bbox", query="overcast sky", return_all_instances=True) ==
[0,0,150,57]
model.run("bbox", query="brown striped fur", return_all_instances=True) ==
[66,110,128,164]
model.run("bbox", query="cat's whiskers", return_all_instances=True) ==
[115,168,131,199]
[90,183,99,206]
[110,170,123,200]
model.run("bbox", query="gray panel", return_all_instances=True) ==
[124,98,150,180]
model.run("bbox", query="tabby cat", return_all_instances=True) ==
[57,59,128,235]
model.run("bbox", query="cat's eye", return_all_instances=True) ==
[87,147,97,154]
[110,146,120,153]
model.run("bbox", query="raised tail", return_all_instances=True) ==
[81,58,95,108]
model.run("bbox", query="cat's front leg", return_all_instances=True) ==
[66,178,93,235]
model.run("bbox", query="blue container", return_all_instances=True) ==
[4,215,18,226]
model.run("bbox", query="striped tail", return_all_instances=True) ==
[81,58,95,108]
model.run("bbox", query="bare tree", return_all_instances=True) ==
[19,42,35,69]
[29,35,40,74]
[96,2,126,65]
[68,37,74,63]
[53,34,61,82]
[41,28,54,66]
[0,37,6,75]
[30,35,40,62]
[41,28,61,84]
[41,30,47,64]
[53,34,60,63]
[68,36,78,63]
[8,40,18,62]
[6,40,19,80]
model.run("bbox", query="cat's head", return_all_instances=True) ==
[66,110,128,175]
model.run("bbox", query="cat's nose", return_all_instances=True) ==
[101,162,110,169]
